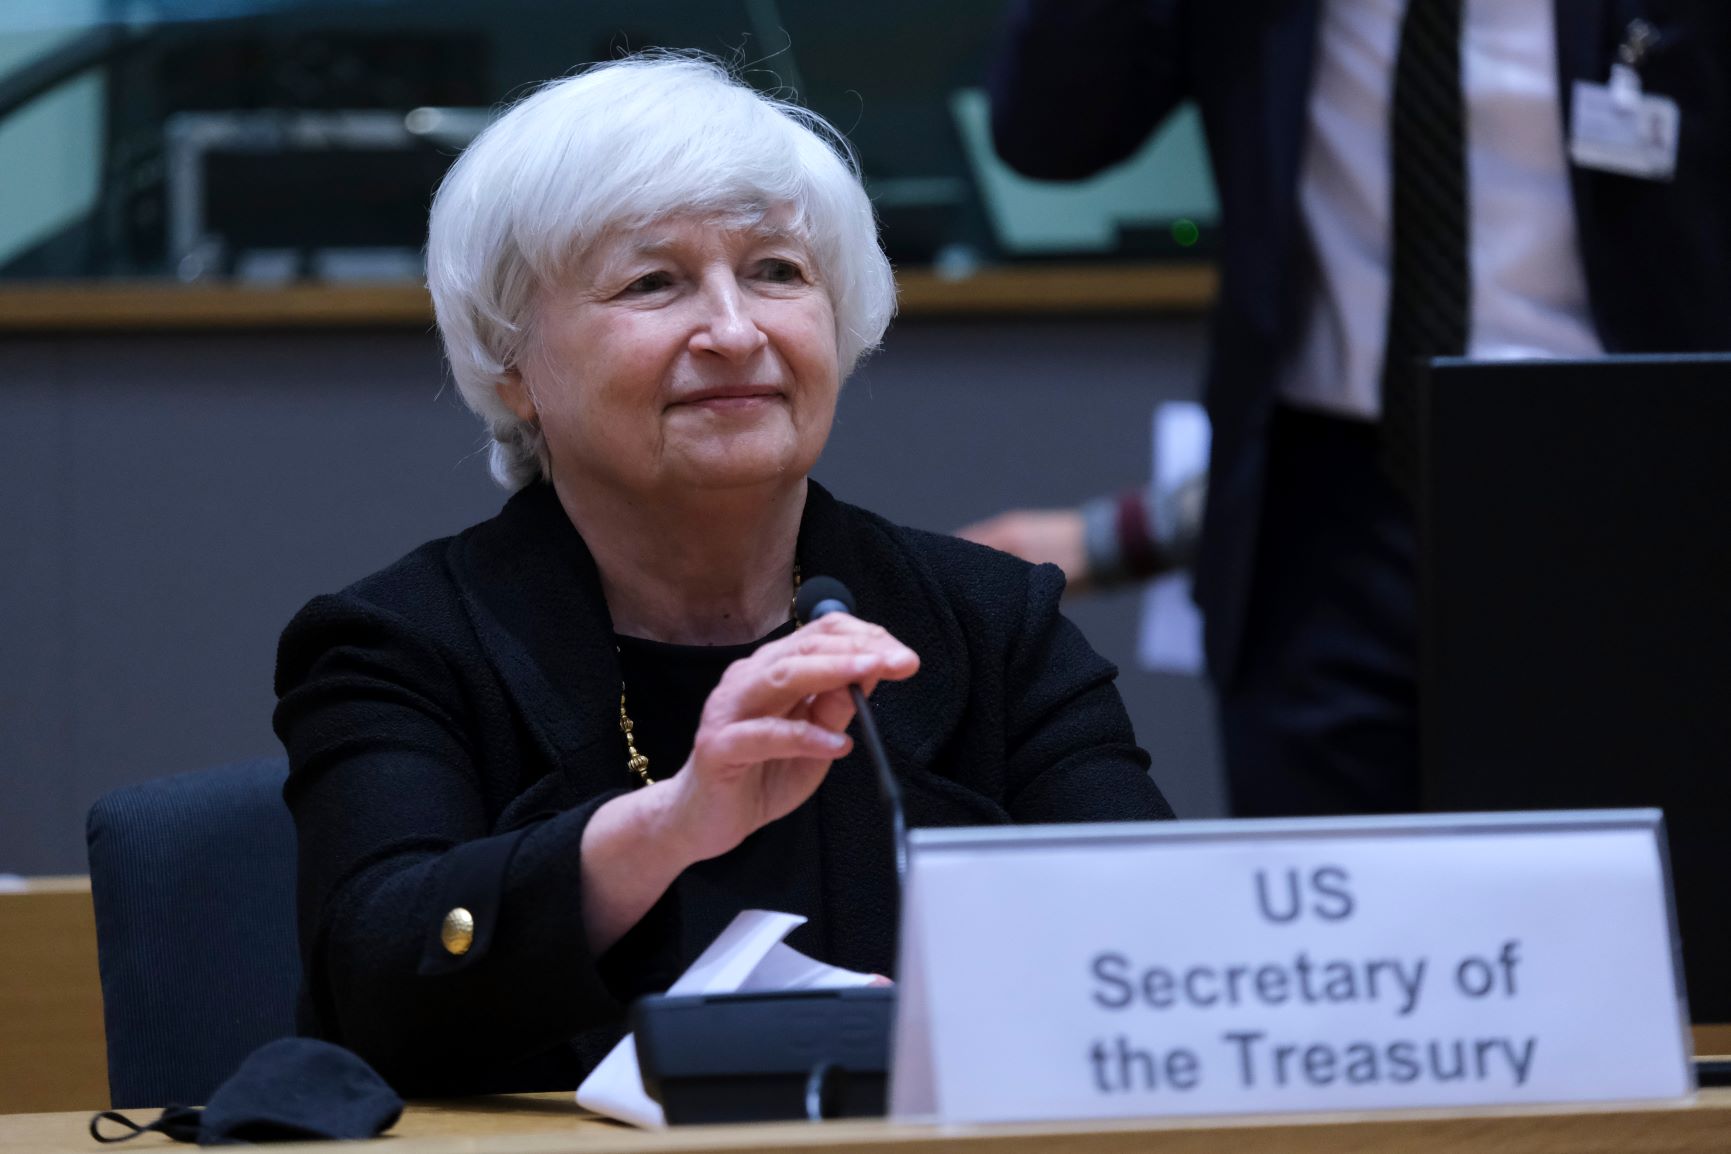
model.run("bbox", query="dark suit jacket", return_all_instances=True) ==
[990,0,1731,684]
[273,479,1172,1095]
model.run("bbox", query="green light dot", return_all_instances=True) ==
[1171,218,1200,247]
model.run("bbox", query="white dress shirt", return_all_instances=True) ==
[1278,0,1603,420]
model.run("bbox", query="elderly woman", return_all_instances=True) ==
[274,54,1172,1096]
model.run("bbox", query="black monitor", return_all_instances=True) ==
[1417,354,1731,1025]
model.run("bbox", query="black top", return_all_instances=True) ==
[274,480,1172,1096]
[612,623,794,787]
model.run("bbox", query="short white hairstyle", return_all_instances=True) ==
[426,53,898,489]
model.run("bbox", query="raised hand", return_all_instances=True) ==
[661,612,920,864]
[579,612,918,952]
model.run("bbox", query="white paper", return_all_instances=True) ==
[575,909,877,1128]
[1137,401,1210,675]
[1138,574,1205,676]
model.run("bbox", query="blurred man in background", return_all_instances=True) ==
[965,1,1731,817]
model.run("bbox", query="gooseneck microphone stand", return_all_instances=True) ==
[794,576,909,891]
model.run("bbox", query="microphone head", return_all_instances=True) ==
[795,576,856,625]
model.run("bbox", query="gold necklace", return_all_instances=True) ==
[618,565,801,787]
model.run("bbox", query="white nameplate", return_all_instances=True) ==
[890,811,1693,1123]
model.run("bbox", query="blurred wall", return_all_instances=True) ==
[0,315,1223,874]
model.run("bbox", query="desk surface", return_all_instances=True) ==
[4,1089,1730,1154]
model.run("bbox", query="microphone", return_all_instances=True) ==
[795,578,909,888]
[794,575,854,625]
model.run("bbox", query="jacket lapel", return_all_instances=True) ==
[1553,0,1614,337]
[1553,0,1612,97]
[1259,0,1321,261]
[445,483,623,791]
[797,480,971,971]
[795,480,969,776]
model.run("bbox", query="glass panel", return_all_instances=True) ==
[0,0,1217,282]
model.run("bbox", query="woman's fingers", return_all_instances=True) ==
[667,613,918,858]
[692,716,853,772]
[779,613,914,661]
[787,610,890,644]
[754,615,919,705]
[807,685,856,733]
[721,647,918,718]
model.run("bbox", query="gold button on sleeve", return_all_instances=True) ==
[440,907,475,956]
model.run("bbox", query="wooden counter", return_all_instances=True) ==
[0,878,106,1114]
[0,264,1216,333]
[4,1088,1730,1153]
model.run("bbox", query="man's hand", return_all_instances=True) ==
[956,508,1090,594]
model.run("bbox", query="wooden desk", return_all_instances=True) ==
[3,875,1727,1129]
[3,1089,1729,1153]
[0,878,106,1114]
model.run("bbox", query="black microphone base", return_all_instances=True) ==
[629,988,893,1124]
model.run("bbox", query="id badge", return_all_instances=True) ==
[1569,64,1680,181]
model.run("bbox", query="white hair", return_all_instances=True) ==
[426,53,898,489]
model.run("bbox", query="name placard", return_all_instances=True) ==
[889,811,1692,1123]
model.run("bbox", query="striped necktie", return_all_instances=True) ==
[1380,0,1469,497]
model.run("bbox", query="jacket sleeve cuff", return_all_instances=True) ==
[1082,488,1168,587]
[596,884,685,1003]
[416,830,527,976]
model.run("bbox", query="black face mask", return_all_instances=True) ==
[90,1038,403,1146]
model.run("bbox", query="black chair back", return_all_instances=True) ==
[86,757,301,1108]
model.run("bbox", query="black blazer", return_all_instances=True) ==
[273,480,1172,1095]
[990,0,1731,683]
